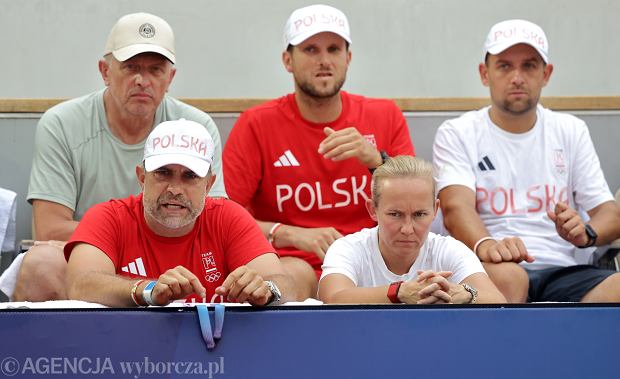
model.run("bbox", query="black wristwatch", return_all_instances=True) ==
[369,151,390,174]
[578,224,598,248]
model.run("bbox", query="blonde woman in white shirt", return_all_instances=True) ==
[319,156,505,304]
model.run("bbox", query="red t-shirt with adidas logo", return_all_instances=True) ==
[223,91,415,272]
[65,194,273,301]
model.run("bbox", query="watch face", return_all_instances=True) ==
[586,224,597,239]
[462,283,477,304]
[266,281,281,303]
[583,224,597,247]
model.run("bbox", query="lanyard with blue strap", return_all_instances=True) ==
[196,295,225,350]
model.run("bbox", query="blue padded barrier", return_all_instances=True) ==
[0,304,618,378]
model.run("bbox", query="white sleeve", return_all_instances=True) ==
[432,120,477,194]
[320,237,362,286]
[570,121,614,211]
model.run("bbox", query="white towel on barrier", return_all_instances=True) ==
[0,252,24,299]
[0,187,17,253]
[0,298,324,309]
[0,187,18,299]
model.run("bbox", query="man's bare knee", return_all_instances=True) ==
[13,244,67,301]
[280,257,318,301]
[483,262,528,303]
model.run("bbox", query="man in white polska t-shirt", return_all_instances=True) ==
[433,19,620,303]
[319,156,505,304]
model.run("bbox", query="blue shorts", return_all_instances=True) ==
[526,265,616,302]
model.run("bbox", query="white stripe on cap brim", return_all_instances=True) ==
[112,43,176,63]
[144,153,210,178]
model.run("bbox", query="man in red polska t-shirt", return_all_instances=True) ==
[65,119,293,307]
[224,5,415,300]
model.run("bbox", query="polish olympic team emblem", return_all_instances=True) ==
[139,23,155,38]
[205,272,222,283]
[201,252,222,283]
[553,149,566,175]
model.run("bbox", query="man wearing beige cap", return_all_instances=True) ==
[3,12,226,301]
[433,19,620,302]
[65,119,292,307]
[224,4,415,300]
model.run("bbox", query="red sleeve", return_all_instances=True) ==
[223,111,264,207]
[386,102,415,156]
[64,201,121,265]
[218,200,276,271]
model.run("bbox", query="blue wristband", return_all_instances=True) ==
[141,280,157,306]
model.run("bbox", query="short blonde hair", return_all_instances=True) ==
[371,155,435,205]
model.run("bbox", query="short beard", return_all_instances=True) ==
[143,193,203,230]
[496,91,539,116]
[500,98,535,116]
[297,76,346,100]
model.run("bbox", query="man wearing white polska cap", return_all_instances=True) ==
[7,12,226,302]
[433,19,620,303]
[64,119,293,307]
[224,4,415,300]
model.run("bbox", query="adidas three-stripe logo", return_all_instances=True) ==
[121,257,147,277]
[478,156,495,171]
[274,150,300,167]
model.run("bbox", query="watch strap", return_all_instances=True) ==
[265,280,282,306]
[578,224,597,248]
[462,283,478,304]
[369,151,390,174]
[379,150,390,164]
[387,281,403,303]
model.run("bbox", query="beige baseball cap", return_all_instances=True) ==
[143,119,214,177]
[484,19,548,63]
[283,4,351,49]
[104,12,175,63]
